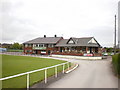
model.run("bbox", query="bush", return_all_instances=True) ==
[112,53,120,75]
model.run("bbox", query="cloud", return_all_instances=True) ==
[1,0,119,47]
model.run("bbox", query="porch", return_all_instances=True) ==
[52,46,102,56]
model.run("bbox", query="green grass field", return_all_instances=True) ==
[2,55,68,88]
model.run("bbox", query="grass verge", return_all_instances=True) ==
[112,53,120,77]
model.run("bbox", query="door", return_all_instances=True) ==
[34,50,37,54]
[60,47,62,52]
[89,47,92,53]
[48,50,51,55]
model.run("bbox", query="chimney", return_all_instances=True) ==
[54,35,57,37]
[44,35,46,38]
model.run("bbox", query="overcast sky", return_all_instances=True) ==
[1,0,119,47]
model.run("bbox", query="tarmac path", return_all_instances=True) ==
[45,57,118,88]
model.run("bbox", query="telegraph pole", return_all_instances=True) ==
[114,15,116,55]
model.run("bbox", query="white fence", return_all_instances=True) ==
[0,62,70,89]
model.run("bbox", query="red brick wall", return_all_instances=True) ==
[24,47,33,54]
[24,46,57,55]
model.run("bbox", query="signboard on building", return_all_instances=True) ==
[33,47,46,50]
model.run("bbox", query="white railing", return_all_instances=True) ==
[0,62,70,89]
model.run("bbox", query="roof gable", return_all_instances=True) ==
[56,37,101,47]
[88,38,97,44]
[88,37,101,47]
[67,38,75,44]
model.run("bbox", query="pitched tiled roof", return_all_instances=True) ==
[56,37,101,47]
[23,37,63,44]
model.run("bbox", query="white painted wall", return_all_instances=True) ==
[51,55,102,60]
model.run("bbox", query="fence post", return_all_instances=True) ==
[45,69,47,84]
[27,73,29,89]
[55,66,57,78]
[62,64,65,73]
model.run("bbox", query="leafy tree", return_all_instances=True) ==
[19,44,23,50]
[11,43,23,49]
[2,43,12,49]
[106,47,113,53]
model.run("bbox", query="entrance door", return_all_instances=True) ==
[48,50,51,55]
[89,47,92,53]
[34,50,39,54]
[34,50,37,54]
[60,47,62,52]
[95,47,98,53]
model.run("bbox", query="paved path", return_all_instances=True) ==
[46,57,118,88]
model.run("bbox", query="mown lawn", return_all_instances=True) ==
[2,55,68,88]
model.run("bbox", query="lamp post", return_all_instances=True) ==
[114,15,116,55]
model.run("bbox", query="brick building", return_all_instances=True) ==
[23,35,63,55]
[23,35,102,56]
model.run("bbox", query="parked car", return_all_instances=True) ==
[110,53,114,56]
[84,53,93,56]
[103,53,108,56]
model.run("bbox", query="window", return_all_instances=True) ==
[44,44,47,47]
[33,44,35,47]
[39,44,44,47]
[36,44,39,47]
[48,44,53,47]
[29,50,32,52]
[25,50,32,53]
[28,44,32,47]
[33,44,44,47]
[81,47,86,51]
[25,50,29,53]
[51,44,54,47]
[33,51,35,53]
[25,44,28,47]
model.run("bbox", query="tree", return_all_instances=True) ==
[11,43,22,49]
[106,47,113,53]
[2,43,12,49]
[19,44,23,50]
[0,43,1,48]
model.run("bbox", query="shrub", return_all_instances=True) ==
[112,53,120,75]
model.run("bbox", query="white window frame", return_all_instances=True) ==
[25,44,28,47]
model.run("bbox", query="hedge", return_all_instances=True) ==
[7,49,23,52]
[112,53,120,75]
